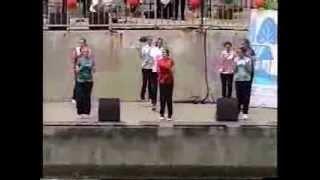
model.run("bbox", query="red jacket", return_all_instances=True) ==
[157,57,174,84]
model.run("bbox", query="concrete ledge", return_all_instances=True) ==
[43,165,277,179]
[44,126,277,179]
[43,121,277,128]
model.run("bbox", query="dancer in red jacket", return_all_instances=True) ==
[157,48,175,121]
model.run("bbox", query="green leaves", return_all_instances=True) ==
[264,0,278,9]
[224,0,234,5]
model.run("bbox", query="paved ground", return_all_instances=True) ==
[43,101,277,126]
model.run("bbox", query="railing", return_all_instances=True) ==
[43,0,276,30]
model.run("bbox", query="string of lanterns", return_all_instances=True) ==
[255,0,265,8]
[67,0,77,10]
[67,0,276,12]
[189,0,201,11]
[127,0,140,8]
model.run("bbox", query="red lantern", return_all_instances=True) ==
[189,0,201,11]
[67,0,77,10]
[255,0,265,8]
[127,0,140,8]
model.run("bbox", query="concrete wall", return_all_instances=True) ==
[43,30,247,102]
[43,126,277,178]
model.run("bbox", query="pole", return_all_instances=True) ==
[200,0,204,27]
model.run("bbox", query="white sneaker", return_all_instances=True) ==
[243,114,248,120]
[77,114,85,119]
[238,113,243,120]
[72,99,76,104]
[167,117,173,121]
[159,116,165,120]
[83,114,90,119]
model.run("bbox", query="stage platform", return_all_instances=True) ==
[43,101,277,178]
[43,101,277,127]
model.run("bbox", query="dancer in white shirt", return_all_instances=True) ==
[150,38,165,111]
[140,38,153,101]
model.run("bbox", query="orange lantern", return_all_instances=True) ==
[189,0,201,11]
[67,0,77,10]
[255,0,265,8]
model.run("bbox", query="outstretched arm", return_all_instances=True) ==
[70,48,78,75]
[171,60,175,73]
[75,61,80,75]
[218,52,224,73]
[233,57,238,73]
[92,58,96,73]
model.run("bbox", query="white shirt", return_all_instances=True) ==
[90,0,113,12]
[234,56,250,65]
[74,46,93,58]
[150,46,163,72]
[141,44,153,69]
[75,47,81,56]
[161,0,171,5]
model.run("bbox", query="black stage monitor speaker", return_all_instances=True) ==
[216,97,239,121]
[98,98,120,122]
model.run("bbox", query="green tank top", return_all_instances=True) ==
[77,57,94,82]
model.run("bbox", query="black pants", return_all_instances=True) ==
[173,0,186,20]
[220,73,233,98]
[141,69,152,100]
[80,0,91,17]
[151,72,158,105]
[159,83,174,118]
[248,71,254,104]
[157,0,185,20]
[157,1,173,19]
[235,81,251,114]
[76,81,93,115]
[72,70,78,100]
[72,76,78,100]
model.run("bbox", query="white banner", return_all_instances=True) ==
[248,9,278,108]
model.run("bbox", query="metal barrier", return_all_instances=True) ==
[43,0,276,30]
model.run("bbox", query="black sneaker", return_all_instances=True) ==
[152,104,156,110]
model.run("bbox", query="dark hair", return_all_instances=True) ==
[158,38,165,48]
[139,36,150,43]
[223,41,232,47]
[243,38,250,46]
[240,47,247,54]
[146,37,153,44]
[80,37,87,44]
[163,48,170,55]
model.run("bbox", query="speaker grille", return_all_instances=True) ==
[98,98,120,122]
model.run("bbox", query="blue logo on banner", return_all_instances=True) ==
[257,17,277,44]
[252,45,273,61]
